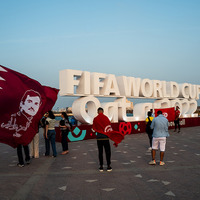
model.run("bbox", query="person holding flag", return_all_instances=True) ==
[92,107,124,172]
[0,65,59,166]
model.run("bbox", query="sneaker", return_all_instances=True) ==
[99,166,103,172]
[148,147,152,151]
[107,166,112,172]
[61,151,69,155]
[26,160,30,165]
[149,160,156,165]
[178,130,180,133]
[17,163,25,168]
[160,161,165,166]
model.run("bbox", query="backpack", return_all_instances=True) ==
[146,117,153,134]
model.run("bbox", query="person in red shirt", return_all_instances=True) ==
[174,106,181,133]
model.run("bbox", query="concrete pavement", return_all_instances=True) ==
[0,126,200,200]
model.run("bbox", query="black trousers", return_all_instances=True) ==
[147,133,153,147]
[174,119,180,130]
[146,129,153,147]
[44,137,49,156]
[17,145,30,165]
[61,130,69,151]
[97,139,111,166]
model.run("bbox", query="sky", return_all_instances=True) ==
[0,0,200,109]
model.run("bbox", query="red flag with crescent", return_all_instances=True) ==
[0,65,59,148]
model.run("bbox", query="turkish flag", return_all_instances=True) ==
[0,65,59,148]
[154,107,175,122]
[93,113,124,147]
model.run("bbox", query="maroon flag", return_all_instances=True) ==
[0,65,59,148]
[155,107,175,122]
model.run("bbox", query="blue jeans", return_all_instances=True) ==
[46,130,57,157]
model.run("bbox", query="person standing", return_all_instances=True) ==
[92,107,112,172]
[145,111,154,150]
[149,110,169,166]
[45,111,57,157]
[17,144,30,167]
[40,113,48,156]
[30,122,40,158]
[59,112,71,155]
[150,109,155,117]
[174,106,181,133]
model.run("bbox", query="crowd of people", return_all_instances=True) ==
[16,106,181,170]
[16,110,72,167]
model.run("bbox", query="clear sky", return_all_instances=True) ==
[0,0,200,108]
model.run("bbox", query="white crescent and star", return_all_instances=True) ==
[0,66,7,90]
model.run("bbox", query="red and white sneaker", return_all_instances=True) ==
[159,161,165,166]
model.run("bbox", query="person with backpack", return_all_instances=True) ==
[145,111,154,150]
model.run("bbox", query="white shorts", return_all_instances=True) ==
[152,137,166,152]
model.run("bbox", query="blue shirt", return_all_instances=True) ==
[150,114,169,138]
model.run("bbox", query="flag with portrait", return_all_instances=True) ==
[0,65,59,148]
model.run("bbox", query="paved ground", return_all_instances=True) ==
[0,126,200,200]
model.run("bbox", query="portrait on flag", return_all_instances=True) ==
[0,65,59,148]
[1,89,42,138]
